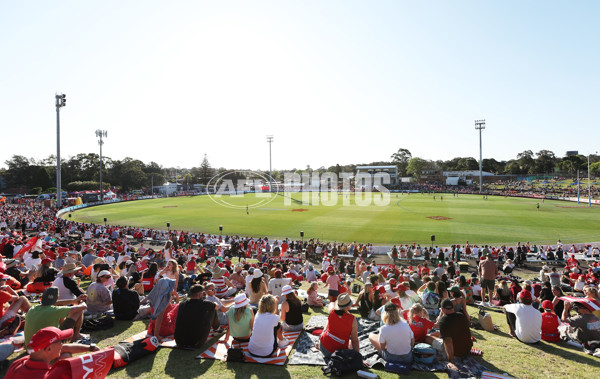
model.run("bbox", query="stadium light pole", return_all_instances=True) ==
[96,130,107,203]
[589,153,596,208]
[55,93,66,208]
[475,120,486,194]
[267,135,274,193]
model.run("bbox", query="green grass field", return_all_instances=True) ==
[69,193,600,245]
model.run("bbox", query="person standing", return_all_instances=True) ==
[478,254,498,305]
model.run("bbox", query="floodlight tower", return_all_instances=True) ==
[267,135,274,192]
[55,93,66,208]
[96,130,107,203]
[475,120,486,193]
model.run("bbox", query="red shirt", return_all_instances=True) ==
[320,310,355,353]
[409,315,435,343]
[6,356,70,379]
[541,312,560,342]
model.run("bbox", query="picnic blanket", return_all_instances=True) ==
[289,315,489,378]
[196,329,302,365]
[125,329,218,349]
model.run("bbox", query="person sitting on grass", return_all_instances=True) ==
[437,298,473,361]
[560,300,600,346]
[112,276,151,320]
[540,300,561,343]
[224,293,254,344]
[407,303,439,344]
[174,284,221,349]
[503,290,541,344]
[23,287,87,345]
[491,280,512,306]
[369,302,414,364]
[248,294,289,357]
[86,270,113,315]
[280,285,304,332]
[307,281,324,307]
[319,293,359,358]
[204,282,230,327]
[6,327,100,379]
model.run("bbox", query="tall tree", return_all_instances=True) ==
[198,155,214,184]
[406,157,427,180]
[391,148,412,176]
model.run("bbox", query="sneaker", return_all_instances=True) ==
[278,338,289,348]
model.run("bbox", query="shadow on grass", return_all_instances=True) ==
[165,348,215,378]
[530,341,600,368]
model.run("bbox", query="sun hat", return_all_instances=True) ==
[61,262,81,274]
[234,293,250,308]
[27,327,73,354]
[212,267,225,278]
[541,300,554,311]
[281,285,294,296]
[334,293,353,311]
[253,269,263,279]
[41,287,59,306]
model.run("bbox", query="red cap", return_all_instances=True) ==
[41,258,53,265]
[541,300,554,310]
[27,327,73,353]
[408,266,413,270]
[327,266,334,273]
[376,285,386,294]
[391,298,402,308]
[437,263,442,267]
[389,278,397,286]
[394,284,408,292]
[519,290,532,300]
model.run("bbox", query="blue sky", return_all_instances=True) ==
[0,1,598,171]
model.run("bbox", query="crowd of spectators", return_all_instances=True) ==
[1,201,600,377]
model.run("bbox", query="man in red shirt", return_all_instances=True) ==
[6,326,99,379]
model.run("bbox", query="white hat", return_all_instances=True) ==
[281,285,294,296]
[98,270,111,278]
[234,293,250,308]
[253,269,263,279]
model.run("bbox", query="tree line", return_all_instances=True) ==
[1,149,599,193]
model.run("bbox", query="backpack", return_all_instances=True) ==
[413,343,436,364]
[422,292,440,310]
[322,349,364,376]
[81,315,114,332]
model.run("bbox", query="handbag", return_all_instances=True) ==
[226,340,245,362]
[478,307,494,332]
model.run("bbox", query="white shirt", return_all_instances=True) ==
[248,312,280,356]
[504,303,541,343]
[379,321,414,355]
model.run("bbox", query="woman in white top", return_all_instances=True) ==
[368,302,414,363]
[163,240,173,261]
[157,259,179,302]
[248,294,288,357]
